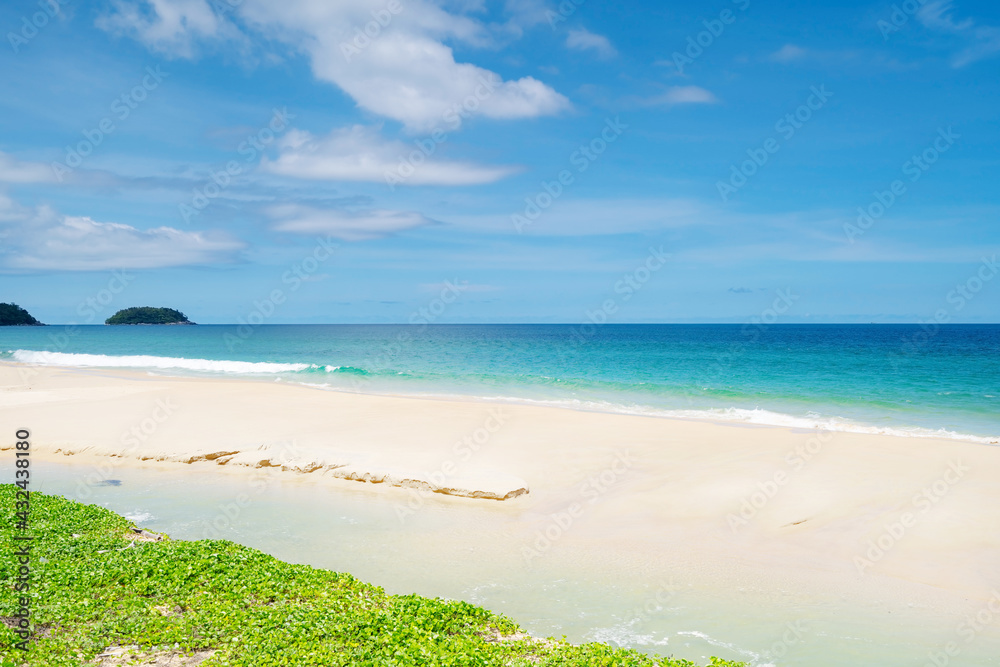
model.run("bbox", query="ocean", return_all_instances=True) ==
[3,323,999,443]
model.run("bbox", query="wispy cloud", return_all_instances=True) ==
[502,0,554,34]
[0,194,243,271]
[566,27,617,59]
[420,281,498,293]
[448,197,710,236]
[260,126,518,186]
[638,85,719,107]
[97,0,247,59]
[917,1,1000,67]
[0,151,58,184]
[767,44,808,63]
[267,204,434,241]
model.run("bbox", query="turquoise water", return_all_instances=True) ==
[2,324,999,442]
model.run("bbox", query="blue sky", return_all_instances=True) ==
[1,0,998,324]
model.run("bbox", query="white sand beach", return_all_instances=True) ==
[4,361,1000,617]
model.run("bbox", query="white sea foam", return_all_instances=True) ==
[415,394,1000,445]
[10,350,310,374]
[123,511,155,523]
[675,630,766,664]
[587,624,671,647]
[8,348,996,444]
[651,406,1000,445]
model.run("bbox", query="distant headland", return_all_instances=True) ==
[105,307,195,325]
[0,302,44,326]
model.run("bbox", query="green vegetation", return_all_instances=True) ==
[0,303,42,326]
[0,487,746,667]
[105,307,193,325]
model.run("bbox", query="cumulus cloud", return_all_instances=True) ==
[260,126,517,186]
[267,203,433,240]
[99,0,570,132]
[565,27,617,59]
[0,151,57,183]
[0,195,242,271]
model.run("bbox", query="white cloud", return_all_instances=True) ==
[644,86,719,106]
[260,126,518,186]
[565,27,617,59]
[97,0,244,58]
[0,196,242,271]
[267,204,433,240]
[450,197,710,236]
[494,0,554,38]
[768,44,808,63]
[99,0,570,132]
[918,1,975,32]
[0,151,57,183]
[917,1,1000,67]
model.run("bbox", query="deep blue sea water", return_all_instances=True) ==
[2,324,999,442]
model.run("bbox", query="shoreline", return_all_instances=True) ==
[6,354,1000,445]
[334,388,1000,445]
[3,361,1000,619]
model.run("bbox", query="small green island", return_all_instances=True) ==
[105,307,195,325]
[0,487,745,666]
[0,302,43,326]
